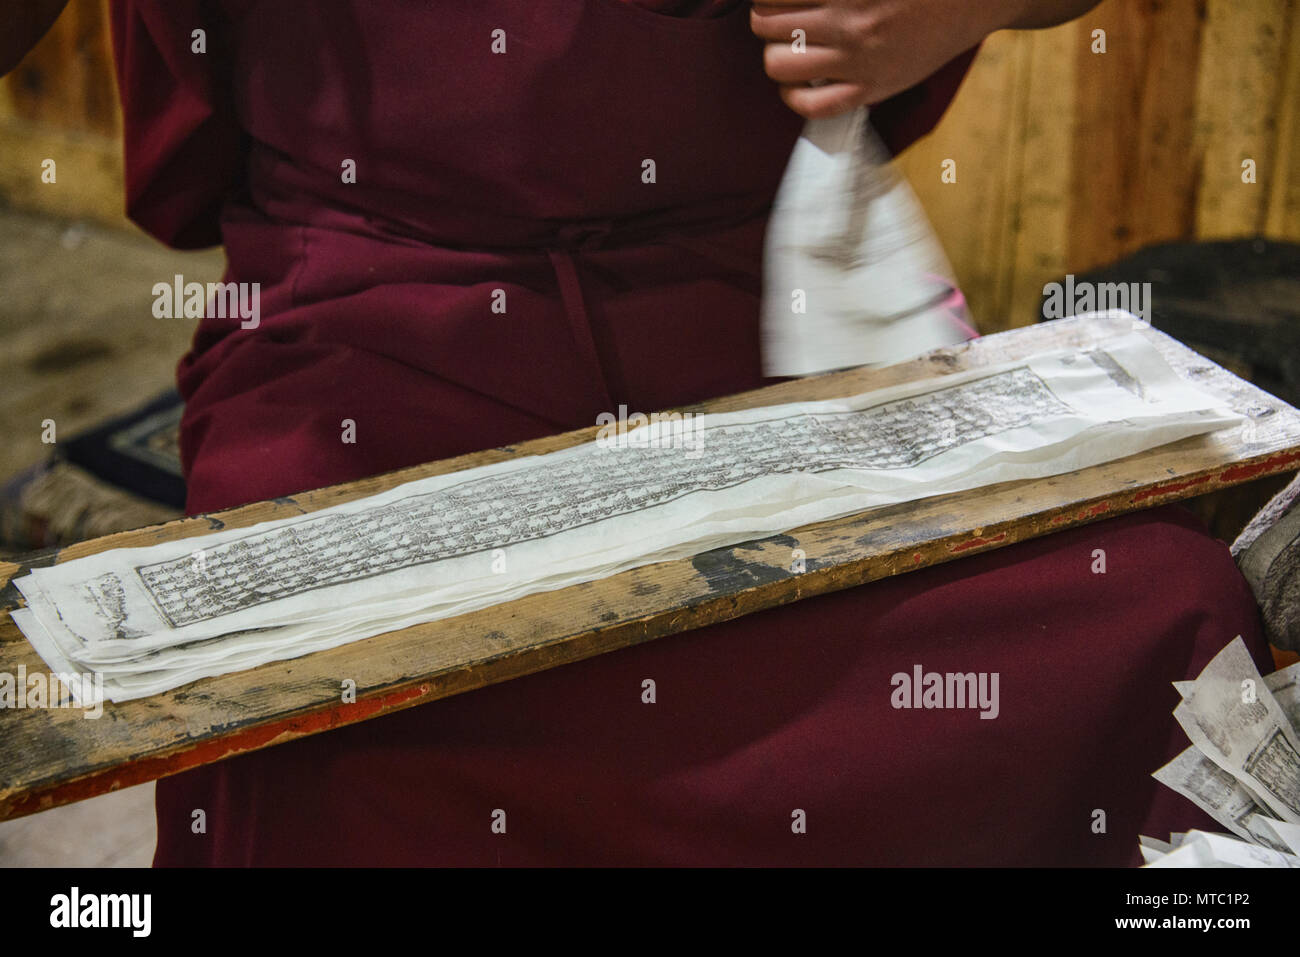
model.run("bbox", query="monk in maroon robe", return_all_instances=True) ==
[11,0,1271,864]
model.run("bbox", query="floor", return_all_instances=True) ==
[0,783,156,867]
[0,206,221,867]
[0,207,221,478]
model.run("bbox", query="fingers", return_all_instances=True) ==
[762,42,843,85]
[751,2,874,117]
[777,81,869,119]
[749,2,840,45]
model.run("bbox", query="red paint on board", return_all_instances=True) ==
[1132,476,1213,502]
[950,532,1007,553]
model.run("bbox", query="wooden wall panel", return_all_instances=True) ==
[2,0,119,137]
[904,0,1300,332]
[1067,0,1205,271]
[0,0,125,228]
[1267,5,1300,234]
[1005,25,1080,330]
[894,32,1040,332]
[1193,0,1295,238]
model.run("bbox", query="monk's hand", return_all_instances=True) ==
[750,0,1029,119]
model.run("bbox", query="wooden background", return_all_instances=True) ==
[896,0,1300,332]
[1,0,1298,332]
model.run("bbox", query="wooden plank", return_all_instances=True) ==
[1193,0,1295,238]
[1265,0,1300,237]
[1004,23,1079,330]
[899,30,1031,332]
[906,0,1300,336]
[1,0,119,137]
[0,0,126,229]
[2,319,1299,824]
[1068,0,1205,272]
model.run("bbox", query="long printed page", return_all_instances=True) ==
[10,329,1242,701]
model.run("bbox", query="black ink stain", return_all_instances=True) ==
[691,540,791,592]
[735,534,797,552]
[0,546,61,609]
[631,581,660,597]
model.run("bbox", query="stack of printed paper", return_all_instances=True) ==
[1145,637,1300,867]
[11,330,1242,703]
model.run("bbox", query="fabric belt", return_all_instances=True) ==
[548,220,621,412]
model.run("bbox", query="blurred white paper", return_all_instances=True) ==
[762,107,972,377]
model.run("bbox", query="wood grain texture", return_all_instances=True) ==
[1067,0,1205,271]
[2,0,118,137]
[2,315,1299,822]
[1264,0,1300,236]
[0,0,125,227]
[1006,24,1079,330]
[0,121,123,227]
[897,31,1033,331]
[902,0,1300,331]
[1193,0,1295,239]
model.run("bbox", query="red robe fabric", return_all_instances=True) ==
[108,0,1269,866]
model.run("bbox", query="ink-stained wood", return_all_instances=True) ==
[2,314,1299,822]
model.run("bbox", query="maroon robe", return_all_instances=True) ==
[109,0,1268,865]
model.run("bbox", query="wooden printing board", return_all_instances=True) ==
[3,314,1299,822]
